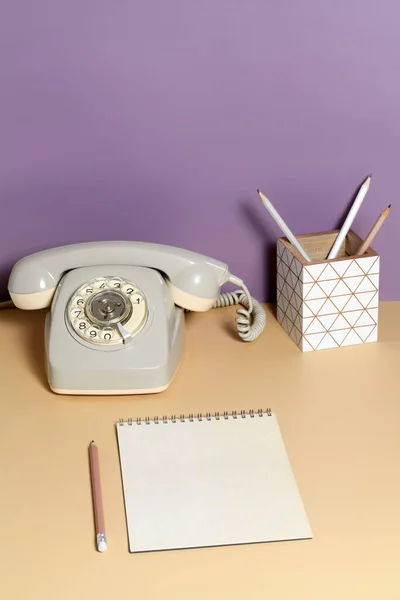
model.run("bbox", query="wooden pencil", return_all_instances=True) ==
[89,441,107,552]
[356,205,391,255]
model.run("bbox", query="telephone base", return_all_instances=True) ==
[49,384,169,395]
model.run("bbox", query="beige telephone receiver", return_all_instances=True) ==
[8,242,266,395]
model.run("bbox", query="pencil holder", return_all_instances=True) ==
[276,230,379,351]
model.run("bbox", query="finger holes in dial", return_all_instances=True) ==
[100,328,115,342]
[67,276,148,346]
[122,283,135,296]
[76,319,90,331]
[86,326,100,340]
[109,278,122,290]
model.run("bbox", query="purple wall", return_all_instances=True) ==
[1,1,399,302]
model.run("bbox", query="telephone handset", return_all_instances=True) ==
[8,242,266,395]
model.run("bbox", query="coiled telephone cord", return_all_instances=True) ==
[213,279,266,342]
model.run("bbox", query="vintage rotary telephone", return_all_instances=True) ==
[8,242,266,394]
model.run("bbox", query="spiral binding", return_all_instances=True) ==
[118,408,271,425]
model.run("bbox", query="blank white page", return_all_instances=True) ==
[117,412,312,552]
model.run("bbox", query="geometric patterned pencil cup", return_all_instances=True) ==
[276,229,379,351]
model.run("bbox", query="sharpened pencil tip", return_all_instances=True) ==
[388,204,391,208]
[256,189,260,193]
[363,175,371,189]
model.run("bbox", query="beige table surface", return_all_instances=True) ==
[1,303,400,600]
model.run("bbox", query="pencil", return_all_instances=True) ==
[356,205,391,255]
[327,175,371,259]
[257,189,311,262]
[89,441,107,552]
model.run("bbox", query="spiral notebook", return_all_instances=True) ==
[116,409,312,553]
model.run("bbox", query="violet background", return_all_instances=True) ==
[1,1,398,301]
